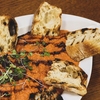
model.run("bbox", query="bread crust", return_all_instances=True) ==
[66,28,100,61]
[0,15,18,55]
[44,60,87,96]
[31,2,62,36]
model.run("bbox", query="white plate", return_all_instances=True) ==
[15,14,100,100]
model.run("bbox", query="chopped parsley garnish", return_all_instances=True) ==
[41,51,50,57]
[35,41,40,46]
[41,48,50,57]
[42,41,46,46]
[35,41,46,46]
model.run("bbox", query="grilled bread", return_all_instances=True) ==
[31,2,62,36]
[44,60,87,96]
[66,28,100,61]
[29,86,62,100]
[0,15,18,56]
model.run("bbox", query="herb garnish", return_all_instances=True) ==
[0,50,33,85]
[0,92,11,98]
[41,48,50,57]
[35,41,50,56]
[35,41,46,46]
[42,41,46,46]
[35,41,40,46]
[0,60,26,84]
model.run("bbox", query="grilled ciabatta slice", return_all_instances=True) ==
[44,60,87,96]
[66,28,100,61]
[0,15,18,55]
[31,2,62,36]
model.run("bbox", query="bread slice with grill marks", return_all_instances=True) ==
[66,28,100,61]
[0,15,18,56]
[31,2,62,36]
[30,86,62,100]
[44,60,87,96]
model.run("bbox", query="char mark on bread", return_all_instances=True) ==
[0,15,18,56]
[66,28,100,61]
[8,18,17,36]
[44,60,87,96]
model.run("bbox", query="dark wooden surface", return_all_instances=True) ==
[0,0,100,100]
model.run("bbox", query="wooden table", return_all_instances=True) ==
[0,0,100,100]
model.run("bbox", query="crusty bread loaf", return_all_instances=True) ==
[0,15,18,55]
[44,60,87,96]
[66,28,100,61]
[31,2,62,36]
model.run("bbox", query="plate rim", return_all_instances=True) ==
[15,14,100,100]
